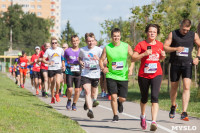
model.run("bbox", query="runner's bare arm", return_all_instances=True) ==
[99,47,108,74]
[42,57,49,65]
[78,57,84,67]
[193,33,200,65]
[132,49,152,62]
[164,32,184,53]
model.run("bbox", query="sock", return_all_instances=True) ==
[152,121,156,123]
[63,84,67,94]
[140,114,145,119]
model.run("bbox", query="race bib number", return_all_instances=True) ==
[21,62,26,67]
[70,65,80,72]
[36,63,40,67]
[112,61,124,70]
[144,63,157,73]
[176,47,189,57]
[89,64,97,70]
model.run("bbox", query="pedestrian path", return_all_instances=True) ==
[8,74,200,133]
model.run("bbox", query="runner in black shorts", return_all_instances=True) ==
[64,35,81,111]
[164,19,200,121]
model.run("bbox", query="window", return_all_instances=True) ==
[31,0,35,2]
[51,11,55,16]
[31,5,35,9]
[37,5,41,9]
[38,0,42,2]
[2,0,6,2]
[2,4,6,8]
[37,12,41,16]
[51,4,55,9]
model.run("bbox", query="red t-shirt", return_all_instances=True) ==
[31,54,40,72]
[134,40,163,79]
[19,56,28,68]
[39,51,48,70]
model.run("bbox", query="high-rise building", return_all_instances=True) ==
[0,0,61,39]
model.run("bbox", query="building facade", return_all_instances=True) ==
[0,0,61,39]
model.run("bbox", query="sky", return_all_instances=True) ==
[61,0,154,40]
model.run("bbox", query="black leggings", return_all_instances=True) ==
[138,75,162,103]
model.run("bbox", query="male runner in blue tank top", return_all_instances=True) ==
[164,19,200,121]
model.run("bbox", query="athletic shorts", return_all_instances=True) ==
[106,78,128,98]
[138,75,162,103]
[19,68,27,76]
[170,65,192,82]
[48,69,62,78]
[30,74,33,79]
[81,76,99,88]
[15,70,20,76]
[40,69,48,82]
[66,74,81,88]
[33,71,41,79]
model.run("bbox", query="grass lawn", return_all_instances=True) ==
[127,77,200,118]
[0,73,85,133]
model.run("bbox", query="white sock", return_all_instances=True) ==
[140,114,145,119]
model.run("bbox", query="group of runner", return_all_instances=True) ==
[9,19,200,131]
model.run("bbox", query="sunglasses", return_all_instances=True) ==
[52,42,57,44]
[62,47,66,48]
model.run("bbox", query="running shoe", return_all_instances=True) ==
[21,84,24,88]
[66,100,71,110]
[87,110,94,119]
[39,85,41,90]
[63,95,67,98]
[15,80,18,84]
[140,116,147,130]
[36,90,39,95]
[84,102,88,110]
[117,99,123,113]
[93,100,99,107]
[101,92,105,97]
[150,122,157,131]
[42,92,45,97]
[51,97,55,104]
[72,104,77,111]
[31,86,34,90]
[45,92,48,98]
[181,112,189,121]
[169,104,178,119]
[107,95,111,100]
[112,115,119,122]
[55,94,60,102]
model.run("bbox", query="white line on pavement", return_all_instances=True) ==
[79,98,177,133]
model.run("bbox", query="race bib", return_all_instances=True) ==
[176,47,189,57]
[70,65,80,72]
[21,62,26,67]
[36,63,40,67]
[44,63,48,67]
[144,63,157,73]
[112,61,124,70]
[89,64,97,70]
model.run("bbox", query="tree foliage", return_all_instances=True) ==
[0,4,52,55]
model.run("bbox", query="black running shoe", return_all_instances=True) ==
[15,80,18,84]
[84,102,88,110]
[42,92,45,97]
[169,104,177,119]
[112,115,119,122]
[181,112,189,121]
[87,110,94,119]
[117,99,123,113]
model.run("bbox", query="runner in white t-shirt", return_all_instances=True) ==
[79,33,102,119]
[43,37,65,104]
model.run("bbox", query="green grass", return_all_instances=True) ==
[127,77,200,118]
[0,73,86,133]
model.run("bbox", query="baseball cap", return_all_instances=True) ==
[35,46,40,50]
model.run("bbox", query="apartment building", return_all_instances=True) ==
[0,0,61,39]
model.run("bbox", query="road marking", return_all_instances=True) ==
[79,98,177,133]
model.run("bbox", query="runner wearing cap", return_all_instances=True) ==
[19,51,29,88]
[39,43,51,97]
[30,46,41,95]
[43,37,65,103]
